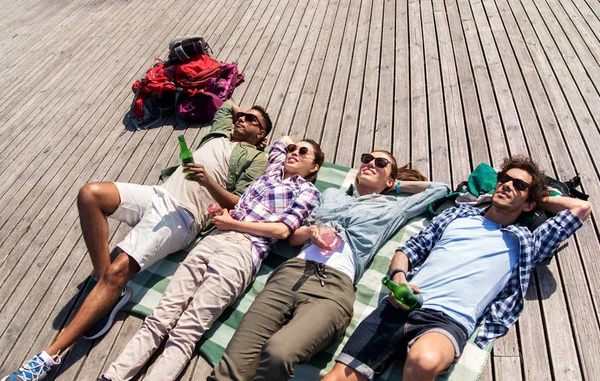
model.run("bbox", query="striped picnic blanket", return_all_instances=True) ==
[122,161,493,380]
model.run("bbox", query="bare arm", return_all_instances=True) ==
[537,196,592,222]
[184,163,239,209]
[212,210,292,239]
[288,225,334,250]
[288,226,317,246]
[397,181,433,194]
[389,250,411,284]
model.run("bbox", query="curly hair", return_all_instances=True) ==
[500,155,549,204]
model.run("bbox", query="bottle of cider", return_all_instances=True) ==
[381,277,423,310]
[178,135,194,175]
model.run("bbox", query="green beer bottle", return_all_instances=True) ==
[178,135,194,176]
[381,277,423,310]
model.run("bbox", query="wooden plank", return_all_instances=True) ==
[456,0,509,164]
[530,0,600,126]
[535,262,583,380]
[479,0,551,168]
[372,0,396,162]
[351,0,384,163]
[0,0,185,214]
[408,0,429,178]
[431,0,471,187]
[496,3,600,379]
[392,0,410,167]
[271,0,331,139]
[519,275,553,381]
[421,0,450,184]
[234,0,296,104]
[240,0,310,110]
[212,0,269,60]
[558,0,600,67]
[0,0,197,273]
[0,0,138,149]
[285,0,340,140]
[332,0,371,166]
[516,0,600,172]
[444,0,490,166]
[468,0,528,156]
[494,357,523,381]
[317,0,361,159]
[303,0,352,143]
[255,0,322,118]
[570,0,600,42]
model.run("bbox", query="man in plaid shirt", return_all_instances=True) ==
[324,156,591,381]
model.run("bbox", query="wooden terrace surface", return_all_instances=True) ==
[0,0,599,379]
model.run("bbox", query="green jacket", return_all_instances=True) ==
[161,102,267,195]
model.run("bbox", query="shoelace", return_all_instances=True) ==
[16,353,61,381]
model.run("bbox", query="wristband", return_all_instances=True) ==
[395,180,402,194]
[389,268,407,280]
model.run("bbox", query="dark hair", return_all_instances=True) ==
[500,155,549,204]
[300,139,325,183]
[372,150,428,193]
[251,105,272,136]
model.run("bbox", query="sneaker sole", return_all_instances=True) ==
[83,286,133,340]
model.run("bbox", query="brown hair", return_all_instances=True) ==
[372,150,428,193]
[500,155,549,204]
[300,139,325,184]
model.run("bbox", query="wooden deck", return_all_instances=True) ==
[0,0,599,379]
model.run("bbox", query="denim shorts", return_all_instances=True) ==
[336,298,468,380]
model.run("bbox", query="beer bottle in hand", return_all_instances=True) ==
[178,135,194,176]
[381,277,423,310]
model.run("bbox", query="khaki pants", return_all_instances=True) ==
[211,258,355,381]
[103,230,254,381]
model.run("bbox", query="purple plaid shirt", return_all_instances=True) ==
[232,141,320,275]
[399,204,583,348]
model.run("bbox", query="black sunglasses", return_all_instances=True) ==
[360,153,391,168]
[286,144,310,155]
[236,112,264,130]
[497,171,531,191]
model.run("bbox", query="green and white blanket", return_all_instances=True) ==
[122,162,493,380]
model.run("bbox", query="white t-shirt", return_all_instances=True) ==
[297,238,357,283]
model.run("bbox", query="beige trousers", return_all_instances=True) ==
[103,230,254,381]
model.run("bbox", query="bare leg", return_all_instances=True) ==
[321,363,368,381]
[44,182,134,356]
[45,252,140,355]
[402,332,456,381]
[77,182,121,279]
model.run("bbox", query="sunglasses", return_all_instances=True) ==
[497,171,531,191]
[286,144,310,156]
[236,112,264,130]
[360,153,391,168]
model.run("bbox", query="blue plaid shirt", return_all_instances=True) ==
[399,204,583,348]
[232,141,320,275]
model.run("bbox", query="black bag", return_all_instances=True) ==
[168,36,212,63]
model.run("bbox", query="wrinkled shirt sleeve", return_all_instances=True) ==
[279,184,321,232]
[265,141,288,176]
[532,209,583,263]
[395,182,450,220]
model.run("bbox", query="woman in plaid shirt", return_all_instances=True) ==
[100,136,324,381]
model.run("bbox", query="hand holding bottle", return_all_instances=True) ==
[382,277,422,310]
